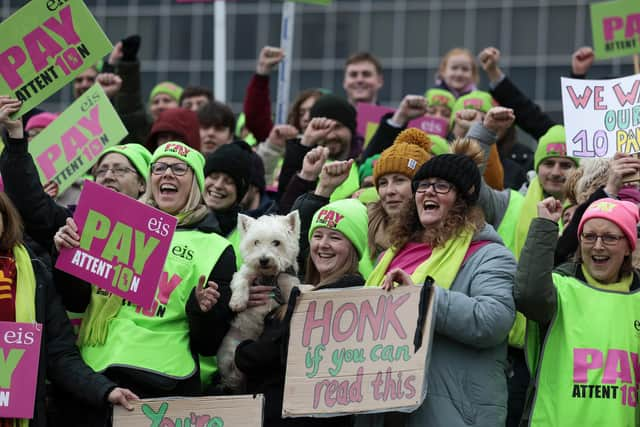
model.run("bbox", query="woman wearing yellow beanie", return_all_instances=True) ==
[368,128,433,258]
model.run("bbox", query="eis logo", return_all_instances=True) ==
[634,320,640,335]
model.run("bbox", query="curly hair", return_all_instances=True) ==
[388,194,485,250]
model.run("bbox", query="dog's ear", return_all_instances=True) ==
[238,214,255,236]
[285,210,301,238]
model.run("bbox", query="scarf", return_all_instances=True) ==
[8,244,35,427]
[365,228,474,289]
[14,244,36,323]
[581,265,633,293]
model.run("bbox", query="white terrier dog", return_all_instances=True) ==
[216,211,301,392]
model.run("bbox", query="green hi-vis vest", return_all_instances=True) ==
[529,274,640,426]
[497,190,526,349]
[81,228,230,379]
[497,190,524,255]
[330,163,360,202]
[227,227,242,269]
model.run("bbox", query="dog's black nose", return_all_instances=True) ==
[259,257,269,267]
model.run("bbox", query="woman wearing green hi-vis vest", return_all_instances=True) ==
[53,141,235,426]
[516,197,640,426]
[355,150,516,427]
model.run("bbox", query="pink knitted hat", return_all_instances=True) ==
[578,198,639,251]
[25,112,59,132]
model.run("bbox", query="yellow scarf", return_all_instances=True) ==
[14,244,36,323]
[581,265,633,293]
[365,228,474,289]
[12,244,36,427]
[76,290,122,347]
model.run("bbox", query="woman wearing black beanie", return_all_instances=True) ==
[356,141,516,427]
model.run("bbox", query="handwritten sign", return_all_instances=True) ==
[27,84,127,194]
[0,322,42,419]
[56,181,177,309]
[282,285,435,417]
[357,103,449,145]
[0,0,113,118]
[590,0,640,60]
[561,75,640,158]
[113,395,264,427]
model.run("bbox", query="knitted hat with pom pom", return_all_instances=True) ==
[373,128,433,187]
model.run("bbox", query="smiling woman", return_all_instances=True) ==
[235,198,368,427]
[367,128,433,258]
[51,141,238,424]
[357,153,517,427]
[515,197,640,426]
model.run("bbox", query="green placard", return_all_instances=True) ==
[28,84,127,194]
[590,0,640,60]
[0,0,113,118]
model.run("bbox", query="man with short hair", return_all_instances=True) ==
[343,52,384,106]
[180,86,213,112]
[197,101,236,155]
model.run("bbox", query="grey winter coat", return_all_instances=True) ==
[355,224,516,427]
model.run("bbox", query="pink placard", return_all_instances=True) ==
[356,103,394,137]
[356,103,449,138]
[0,322,42,419]
[55,181,177,309]
[407,115,449,138]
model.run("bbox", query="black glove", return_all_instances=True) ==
[121,35,141,62]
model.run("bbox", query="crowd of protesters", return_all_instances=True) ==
[1,28,639,427]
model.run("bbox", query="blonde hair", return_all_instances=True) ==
[139,173,208,226]
[438,48,479,85]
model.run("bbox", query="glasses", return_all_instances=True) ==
[94,166,137,178]
[580,233,625,246]
[151,162,190,176]
[414,180,454,194]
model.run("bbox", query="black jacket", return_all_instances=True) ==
[0,136,72,251]
[489,76,556,141]
[27,245,116,427]
[234,276,363,427]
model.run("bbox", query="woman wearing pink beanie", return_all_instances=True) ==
[515,197,640,426]
[24,112,59,141]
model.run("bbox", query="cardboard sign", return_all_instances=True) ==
[55,181,177,309]
[357,103,449,145]
[113,395,264,427]
[27,84,127,194]
[590,0,640,60]
[0,322,42,419]
[282,285,436,417]
[0,0,113,118]
[561,75,640,158]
